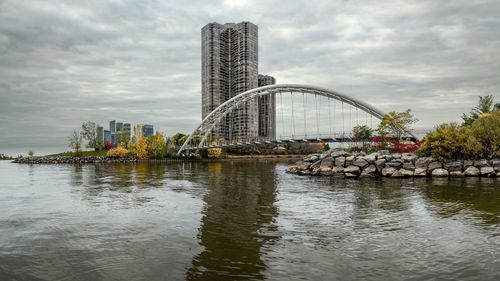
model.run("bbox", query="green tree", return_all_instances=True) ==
[353,125,372,149]
[377,109,418,141]
[81,121,98,149]
[462,95,497,126]
[468,111,500,158]
[68,129,83,155]
[147,133,167,158]
[417,123,482,162]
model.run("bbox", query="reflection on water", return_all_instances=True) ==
[0,161,499,281]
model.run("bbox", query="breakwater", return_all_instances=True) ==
[287,150,500,178]
[13,156,138,164]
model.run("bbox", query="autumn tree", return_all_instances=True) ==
[353,125,372,149]
[135,136,148,159]
[377,110,418,141]
[468,110,500,158]
[147,133,167,158]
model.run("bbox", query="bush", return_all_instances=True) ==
[468,111,500,158]
[208,148,223,158]
[106,147,129,158]
[417,123,482,162]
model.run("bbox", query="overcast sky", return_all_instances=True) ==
[1,0,499,154]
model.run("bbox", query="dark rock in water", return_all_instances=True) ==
[450,171,464,177]
[345,173,358,178]
[332,166,344,174]
[414,168,426,177]
[374,159,386,171]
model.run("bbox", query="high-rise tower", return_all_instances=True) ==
[257,74,276,139]
[201,22,259,143]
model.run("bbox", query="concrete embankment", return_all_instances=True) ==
[287,150,500,178]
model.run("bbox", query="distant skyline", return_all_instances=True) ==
[1,0,500,155]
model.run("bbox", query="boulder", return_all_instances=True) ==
[463,160,474,168]
[402,153,418,163]
[375,159,386,171]
[360,165,378,177]
[330,150,349,158]
[335,156,346,167]
[353,158,370,169]
[320,168,334,176]
[344,165,361,175]
[310,159,322,169]
[490,159,500,172]
[381,167,396,177]
[444,161,463,172]
[386,159,404,169]
[300,170,312,175]
[288,166,300,174]
[402,162,416,171]
[296,161,311,170]
[450,171,464,177]
[332,166,344,174]
[320,149,333,160]
[392,153,402,159]
[480,166,496,177]
[345,173,358,178]
[304,154,320,162]
[414,168,426,177]
[431,168,449,177]
[320,157,333,169]
[385,155,394,162]
[379,150,390,155]
[464,166,480,176]
[345,156,355,166]
[363,153,379,163]
[415,157,429,170]
[391,169,406,178]
[473,159,489,168]
[427,161,443,172]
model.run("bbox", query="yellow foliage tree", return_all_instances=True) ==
[106,146,129,157]
[135,137,148,159]
[207,148,223,158]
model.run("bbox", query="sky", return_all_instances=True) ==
[1,0,499,155]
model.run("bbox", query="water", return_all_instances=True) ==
[0,160,499,281]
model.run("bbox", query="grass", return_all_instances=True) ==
[45,150,108,157]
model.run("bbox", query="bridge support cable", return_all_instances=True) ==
[303,93,307,139]
[315,94,320,138]
[279,92,284,140]
[342,101,345,138]
[291,91,295,138]
[328,98,332,137]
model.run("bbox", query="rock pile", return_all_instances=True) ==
[13,156,137,164]
[287,150,500,178]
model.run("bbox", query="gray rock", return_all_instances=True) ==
[402,153,418,162]
[490,159,500,172]
[473,159,489,168]
[296,161,311,170]
[310,159,322,169]
[463,160,474,168]
[320,157,333,169]
[450,171,464,177]
[335,156,346,167]
[414,168,426,176]
[415,158,429,170]
[345,156,355,166]
[345,173,358,178]
[320,150,333,160]
[332,166,344,174]
[379,150,390,155]
[320,168,334,176]
[432,168,449,177]
[464,166,480,176]
[288,166,300,174]
[375,159,386,171]
[444,161,463,172]
[386,159,404,169]
[360,165,378,177]
[427,161,443,172]
[480,166,496,177]
[330,150,349,158]
[392,153,402,159]
[381,167,396,177]
[391,169,406,178]
[353,158,370,169]
[363,153,379,163]
[385,155,394,162]
[402,162,416,171]
[344,165,361,175]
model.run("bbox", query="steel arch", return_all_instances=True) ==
[178,84,387,154]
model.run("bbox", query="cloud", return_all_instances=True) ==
[0,0,499,153]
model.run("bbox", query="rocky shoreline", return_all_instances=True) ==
[13,156,138,164]
[287,150,500,178]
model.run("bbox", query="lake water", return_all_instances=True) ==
[0,160,499,281]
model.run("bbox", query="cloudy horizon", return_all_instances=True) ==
[1,0,499,155]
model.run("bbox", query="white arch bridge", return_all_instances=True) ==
[178,84,396,155]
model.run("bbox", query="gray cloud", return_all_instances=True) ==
[1,0,499,154]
